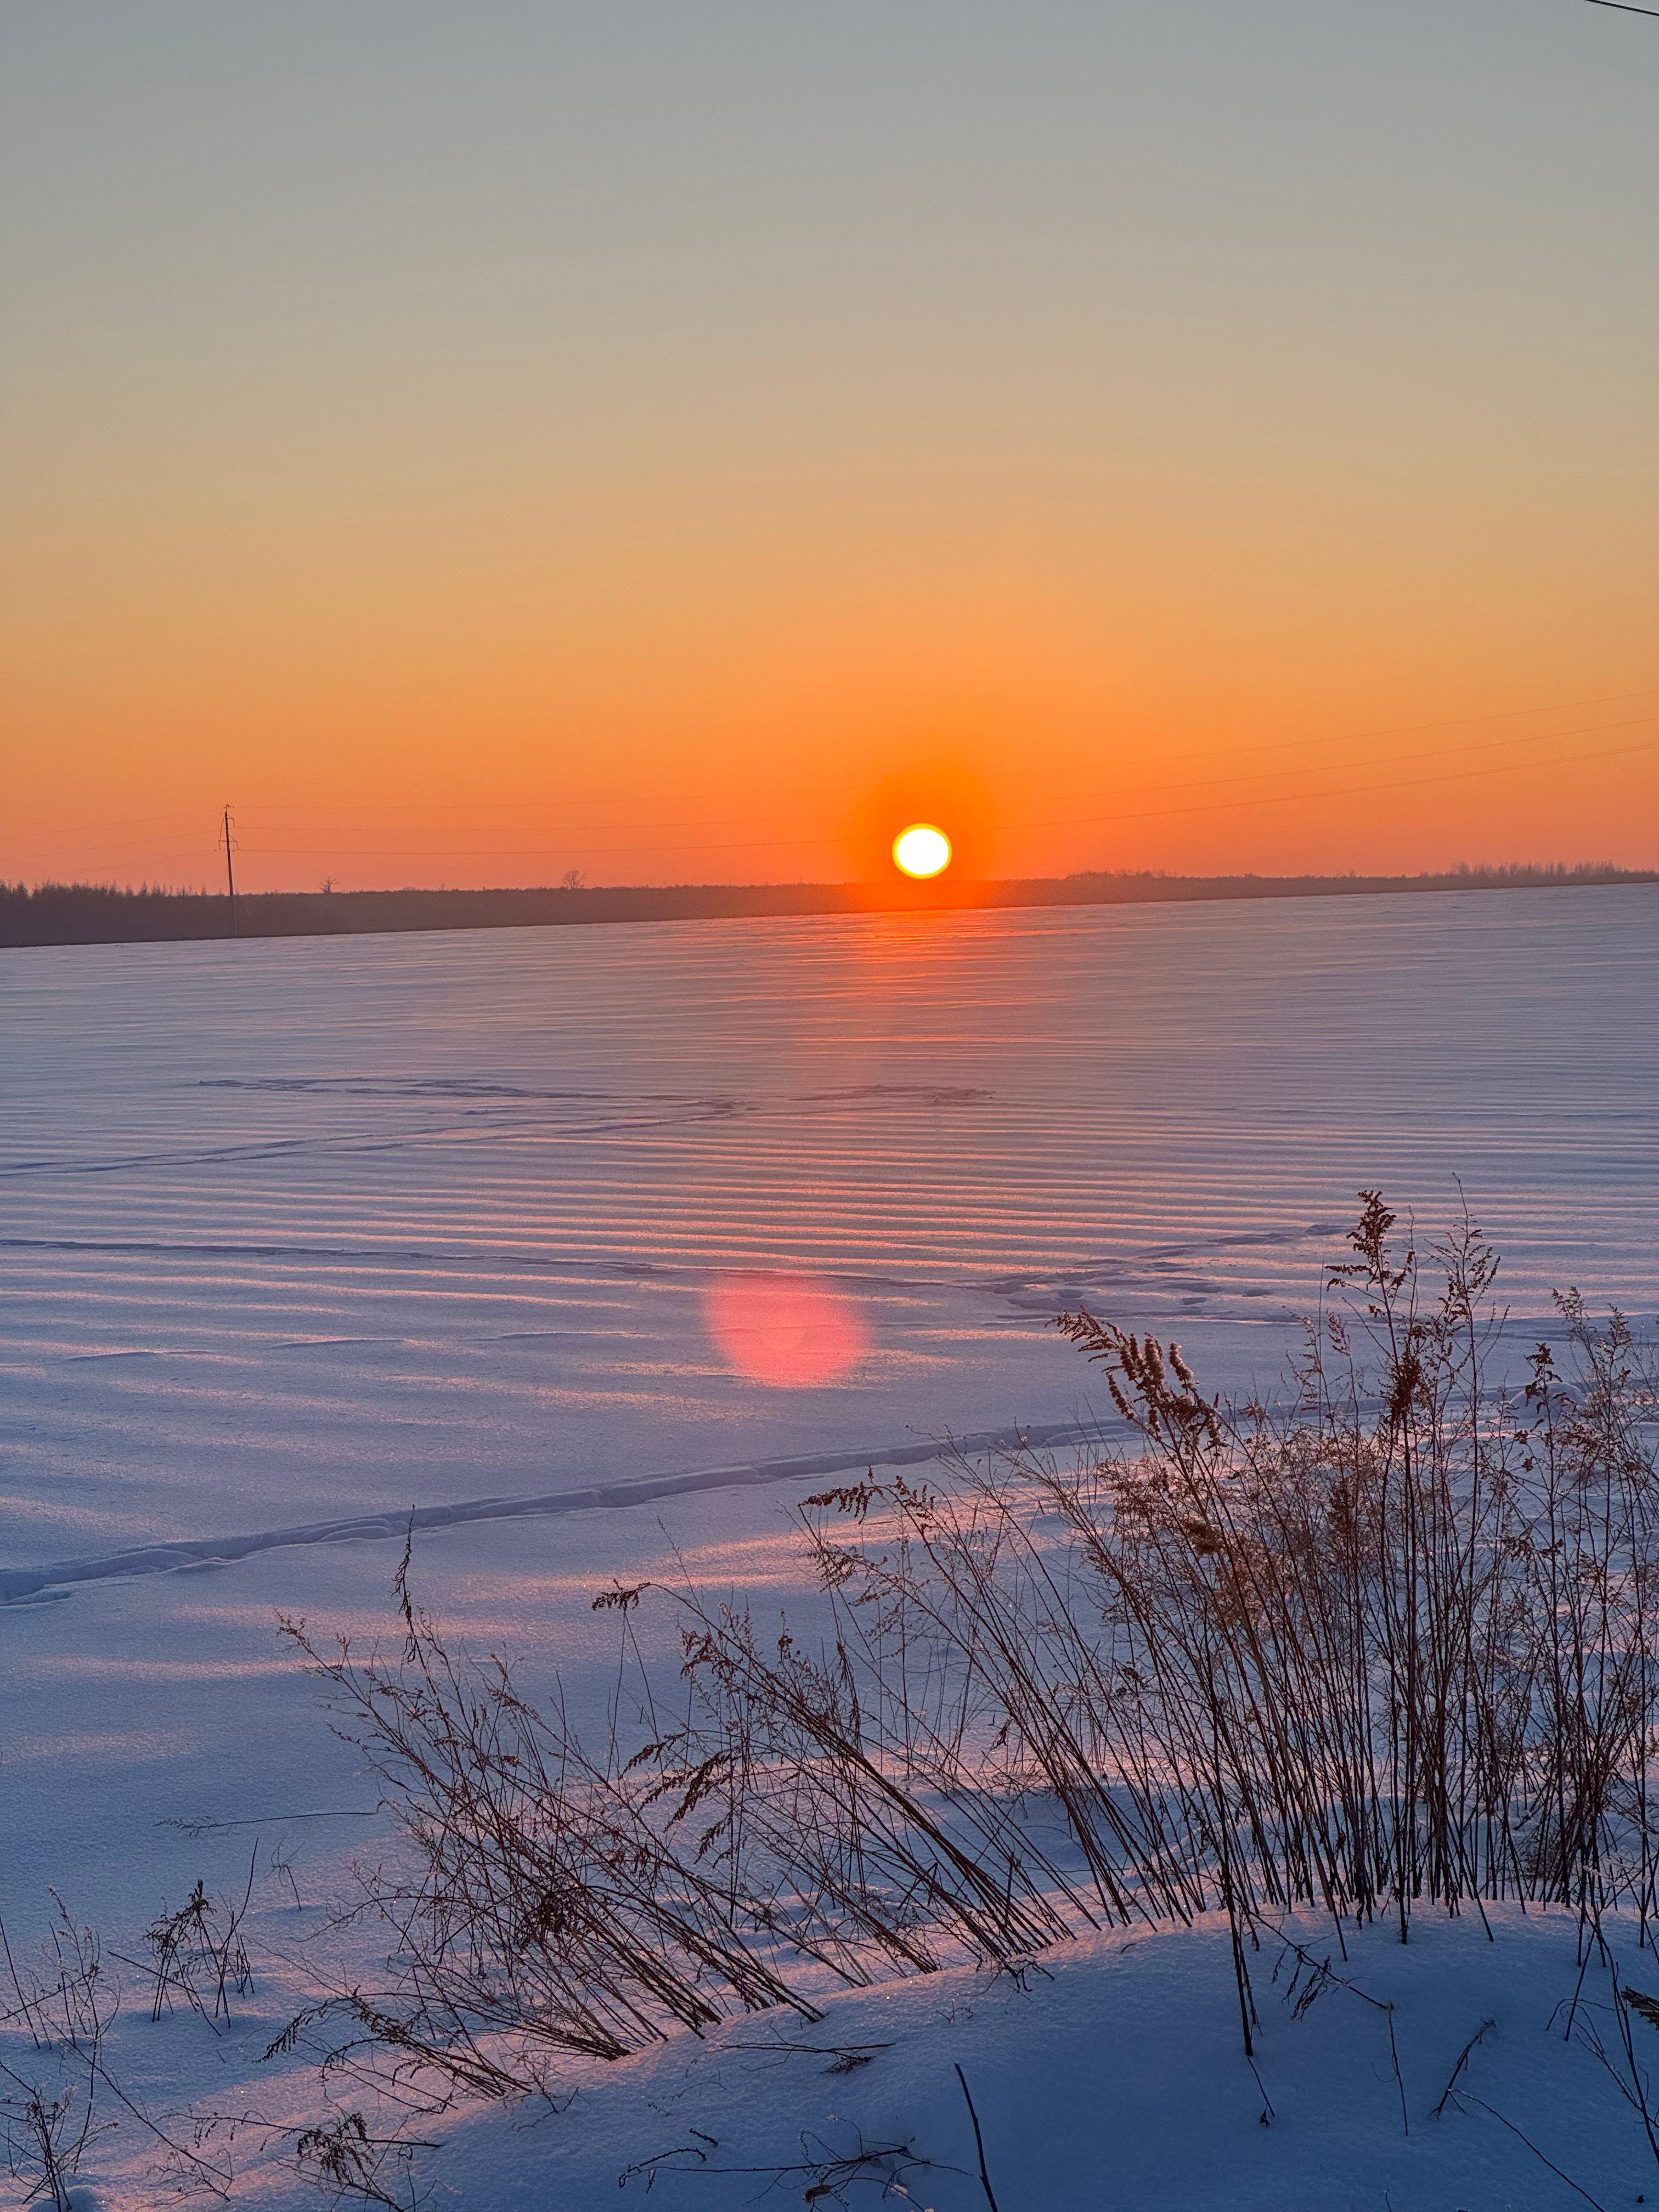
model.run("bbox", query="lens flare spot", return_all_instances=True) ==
[704,1271,870,1387]
[893,823,952,878]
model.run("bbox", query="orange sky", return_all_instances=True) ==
[3,3,1655,893]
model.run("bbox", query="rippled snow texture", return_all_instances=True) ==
[2,885,1655,1577]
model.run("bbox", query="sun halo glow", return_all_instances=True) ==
[893,823,952,878]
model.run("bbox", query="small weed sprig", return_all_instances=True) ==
[144,1853,256,2025]
[0,1900,114,2210]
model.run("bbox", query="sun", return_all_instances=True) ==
[893,823,952,878]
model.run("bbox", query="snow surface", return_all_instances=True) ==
[25,1895,1659,2211]
[345,1906,1659,2212]
[2,885,1656,2207]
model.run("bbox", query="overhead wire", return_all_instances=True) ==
[230,710,1659,861]
[6,690,1656,875]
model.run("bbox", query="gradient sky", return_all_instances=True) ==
[3,1,1656,892]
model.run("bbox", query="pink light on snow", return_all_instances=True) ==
[703,1270,869,1388]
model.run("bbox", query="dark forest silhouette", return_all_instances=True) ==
[1,861,1649,950]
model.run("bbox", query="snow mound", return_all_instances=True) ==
[390,1909,1652,2212]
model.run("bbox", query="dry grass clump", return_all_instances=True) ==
[787,1197,1658,2044]
[283,1197,1658,2093]
[0,1904,112,2211]
[278,1550,828,2100]
[1055,1195,1659,1937]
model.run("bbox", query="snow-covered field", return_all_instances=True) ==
[3,884,1656,2207]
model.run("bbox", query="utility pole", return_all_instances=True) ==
[219,805,238,938]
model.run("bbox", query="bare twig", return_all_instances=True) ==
[954,2063,1003,2212]
[1446,2091,1609,2211]
[1432,2018,1494,2118]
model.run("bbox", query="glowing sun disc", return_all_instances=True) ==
[893,823,952,878]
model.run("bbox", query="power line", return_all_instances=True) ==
[227,712,1658,861]
[5,686,1657,868]
[227,698,1659,857]
[1584,1,1659,18]
[4,691,1655,884]
[1021,731,1657,836]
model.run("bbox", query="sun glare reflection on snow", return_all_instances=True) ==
[703,1271,870,1387]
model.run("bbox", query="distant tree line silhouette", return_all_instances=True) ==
[0,861,1649,950]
